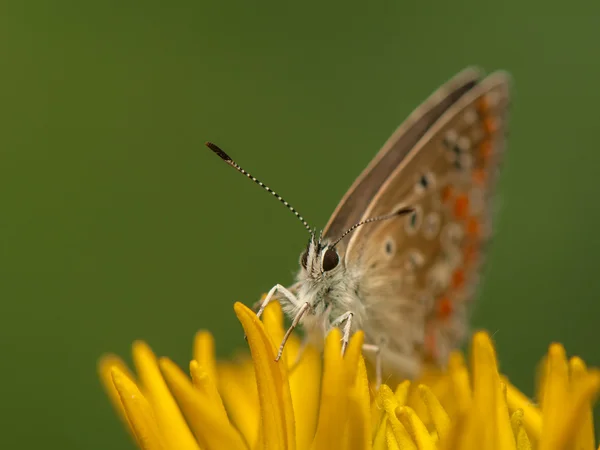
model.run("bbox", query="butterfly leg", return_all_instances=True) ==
[362,343,382,390]
[329,311,354,356]
[341,314,354,356]
[245,284,301,342]
[275,302,310,362]
[256,284,301,320]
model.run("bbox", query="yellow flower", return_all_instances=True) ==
[99,302,600,450]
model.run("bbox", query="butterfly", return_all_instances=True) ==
[207,67,510,381]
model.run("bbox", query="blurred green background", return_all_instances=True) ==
[2,0,600,448]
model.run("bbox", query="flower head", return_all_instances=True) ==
[99,301,600,450]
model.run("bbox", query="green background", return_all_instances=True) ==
[2,1,599,448]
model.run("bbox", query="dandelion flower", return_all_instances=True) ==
[99,301,600,450]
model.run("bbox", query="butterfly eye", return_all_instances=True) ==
[321,248,339,272]
[300,249,309,269]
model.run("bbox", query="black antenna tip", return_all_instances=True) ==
[205,142,232,162]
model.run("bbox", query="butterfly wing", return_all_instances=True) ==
[344,72,510,375]
[323,67,483,251]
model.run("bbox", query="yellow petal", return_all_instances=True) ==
[510,410,531,450]
[496,383,516,450]
[569,357,596,450]
[470,331,515,450]
[545,369,600,450]
[440,412,467,450]
[448,352,472,413]
[234,302,295,450]
[470,332,495,448]
[310,328,348,449]
[397,406,435,450]
[100,301,600,450]
[410,365,451,423]
[98,354,137,441]
[217,360,259,447]
[515,427,531,450]
[418,384,450,442]
[344,329,364,375]
[504,381,542,441]
[455,409,486,450]
[381,385,416,450]
[539,343,569,450]
[344,354,372,450]
[189,360,224,410]
[111,367,166,450]
[287,334,321,450]
[132,341,200,450]
[372,416,388,450]
[311,329,363,450]
[510,409,524,438]
[261,302,301,449]
[386,424,401,450]
[159,357,246,450]
[371,388,386,440]
[395,380,411,406]
[261,302,286,361]
[193,331,217,385]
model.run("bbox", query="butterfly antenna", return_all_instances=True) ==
[206,142,313,234]
[331,207,414,248]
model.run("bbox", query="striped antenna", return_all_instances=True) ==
[206,142,313,234]
[331,207,414,248]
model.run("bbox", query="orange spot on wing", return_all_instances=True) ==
[466,217,480,237]
[463,243,478,265]
[452,269,465,289]
[441,185,454,203]
[483,117,497,134]
[437,297,453,319]
[477,98,489,114]
[424,329,437,359]
[454,194,469,219]
[473,168,486,185]
[480,140,493,161]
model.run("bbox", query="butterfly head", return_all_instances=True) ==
[299,232,341,280]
